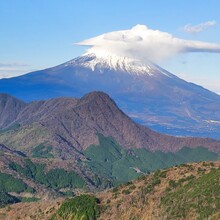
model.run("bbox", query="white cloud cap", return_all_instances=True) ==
[77,25,220,63]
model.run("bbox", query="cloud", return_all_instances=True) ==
[77,24,220,63]
[0,62,29,67]
[183,21,217,34]
[0,62,31,79]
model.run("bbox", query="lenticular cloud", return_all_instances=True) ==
[77,24,220,62]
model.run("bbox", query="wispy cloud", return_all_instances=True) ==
[0,62,32,79]
[0,62,29,67]
[77,24,220,62]
[183,21,217,34]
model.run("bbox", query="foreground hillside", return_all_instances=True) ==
[0,161,219,220]
[98,161,220,220]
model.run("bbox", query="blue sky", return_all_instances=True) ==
[1,0,220,93]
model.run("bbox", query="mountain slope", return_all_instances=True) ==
[1,161,219,220]
[0,94,26,128]
[0,53,220,138]
[98,161,220,220]
[1,91,220,159]
[0,134,219,207]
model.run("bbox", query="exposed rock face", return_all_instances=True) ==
[0,92,220,157]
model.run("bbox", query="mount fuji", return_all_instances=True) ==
[1,51,220,138]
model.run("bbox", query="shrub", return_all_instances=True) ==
[112,186,119,193]
[106,199,111,204]
[122,189,131,195]
[168,180,177,188]
[177,175,195,185]
[129,184,136,190]
[154,170,167,178]
[0,191,20,208]
[0,173,27,193]
[152,177,161,186]
[32,144,54,158]
[51,195,100,220]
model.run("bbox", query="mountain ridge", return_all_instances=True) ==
[0,91,220,158]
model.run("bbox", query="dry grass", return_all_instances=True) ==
[0,199,64,220]
[98,161,220,220]
[0,161,219,220]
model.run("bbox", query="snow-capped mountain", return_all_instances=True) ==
[66,52,174,77]
[0,52,220,138]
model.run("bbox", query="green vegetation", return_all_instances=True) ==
[9,159,85,190]
[0,172,27,193]
[0,123,20,134]
[60,191,75,197]
[0,173,37,207]
[154,170,167,178]
[176,147,219,163]
[19,197,40,203]
[161,167,220,219]
[84,134,219,186]
[32,144,54,158]
[0,191,19,208]
[45,169,85,189]
[177,174,195,185]
[0,123,51,152]
[51,195,100,220]
[168,179,178,189]
[122,189,131,195]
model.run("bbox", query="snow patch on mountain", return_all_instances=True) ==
[66,52,174,77]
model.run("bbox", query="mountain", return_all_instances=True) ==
[1,53,220,138]
[1,161,220,220]
[0,93,26,128]
[1,91,220,159]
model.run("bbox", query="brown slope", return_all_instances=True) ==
[0,91,220,157]
[0,94,26,128]
[2,161,220,220]
[98,161,220,220]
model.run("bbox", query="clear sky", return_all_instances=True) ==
[1,0,220,93]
